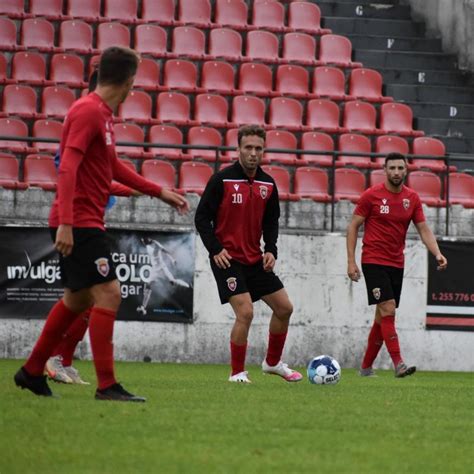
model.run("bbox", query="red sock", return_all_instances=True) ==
[24,300,79,376]
[380,315,402,368]
[265,331,287,366]
[230,341,247,375]
[361,321,383,369]
[52,310,90,367]
[89,307,117,390]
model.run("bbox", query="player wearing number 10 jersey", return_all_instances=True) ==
[346,153,448,377]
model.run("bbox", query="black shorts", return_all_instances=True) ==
[210,259,284,304]
[50,227,117,292]
[362,263,404,307]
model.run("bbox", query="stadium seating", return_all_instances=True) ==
[319,34,362,68]
[208,28,243,61]
[12,52,48,85]
[412,137,450,172]
[21,18,56,52]
[312,66,348,101]
[306,99,345,133]
[265,130,297,164]
[338,133,373,168]
[0,118,29,152]
[222,128,239,161]
[252,1,285,32]
[29,0,65,20]
[232,95,266,127]
[246,30,279,63]
[172,26,206,60]
[261,165,299,201]
[103,0,138,23]
[268,97,304,131]
[148,125,184,160]
[50,54,86,87]
[118,90,152,124]
[0,17,19,51]
[97,23,130,50]
[407,171,444,206]
[32,119,62,153]
[194,93,229,127]
[41,86,75,118]
[178,161,213,194]
[163,60,199,92]
[349,68,393,103]
[114,123,146,158]
[275,65,310,98]
[141,160,177,189]
[0,53,9,84]
[141,0,176,25]
[0,0,25,18]
[134,24,168,57]
[178,0,212,27]
[201,61,236,94]
[379,103,424,137]
[294,167,331,202]
[301,132,335,167]
[156,92,192,126]
[24,154,57,191]
[134,58,160,90]
[59,20,94,54]
[1,84,38,118]
[369,169,386,187]
[119,158,136,172]
[343,101,378,134]
[238,63,273,96]
[0,152,24,189]
[374,135,409,168]
[282,33,318,66]
[187,126,222,161]
[288,1,331,35]
[446,173,474,208]
[214,0,249,31]
[67,0,101,22]
[334,168,365,202]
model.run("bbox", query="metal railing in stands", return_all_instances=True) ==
[0,134,473,236]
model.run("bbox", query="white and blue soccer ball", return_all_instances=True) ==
[307,355,341,385]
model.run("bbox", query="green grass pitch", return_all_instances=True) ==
[1,359,473,474]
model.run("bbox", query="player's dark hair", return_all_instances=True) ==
[98,47,139,86]
[88,69,98,92]
[384,152,407,166]
[237,125,266,146]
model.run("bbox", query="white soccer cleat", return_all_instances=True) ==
[64,365,90,385]
[45,356,73,384]
[262,359,303,382]
[228,371,251,383]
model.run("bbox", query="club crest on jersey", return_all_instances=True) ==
[372,287,381,300]
[403,198,410,210]
[95,258,110,277]
[259,185,268,199]
[226,277,237,292]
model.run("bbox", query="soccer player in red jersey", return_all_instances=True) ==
[346,153,447,377]
[14,47,189,401]
[195,125,302,384]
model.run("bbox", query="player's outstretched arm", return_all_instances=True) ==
[346,214,365,282]
[159,189,189,215]
[414,221,448,270]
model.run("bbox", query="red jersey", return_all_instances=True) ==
[354,183,425,268]
[49,93,162,229]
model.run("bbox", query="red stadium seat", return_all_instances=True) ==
[288,2,331,34]
[119,158,136,173]
[172,26,206,60]
[187,126,222,161]
[59,20,93,54]
[148,125,184,159]
[0,53,8,84]
[33,119,62,153]
[301,132,335,167]
[141,0,176,25]
[0,152,22,189]
[338,133,373,168]
[0,17,19,51]
[246,31,279,63]
[103,0,138,23]
[232,95,266,127]
[118,90,152,124]
[334,168,365,202]
[412,137,449,172]
[97,23,130,51]
[294,167,331,202]
[178,0,211,27]
[369,169,385,187]
[214,0,249,31]
[275,65,309,98]
[114,123,146,158]
[268,97,304,131]
[1,84,37,118]
[446,173,474,208]
[282,33,317,66]
[208,28,243,61]
[29,0,65,20]
[156,92,192,126]
[12,52,48,85]
[134,58,160,91]
[265,130,297,164]
[349,68,393,103]
[306,99,345,134]
[67,0,101,22]
[24,154,57,191]
[379,103,424,137]
[312,66,348,101]
[134,25,167,57]
[222,128,239,161]
[319,34,362,68]
[163,59,198,92]
[261,165,299,201]
[238,63,273,96]
[374,135,409,168]
[0,0,25,18]
[50,54,85,87]
[141,160,177,189]
[194,94,229,127]
[21,18,55,52]
[0,118,29,152]
[252,1,285,32]
[201,61,235,94]
[42,86,75,118]
[179,161,213,195]
[407,171,443,207]
[343,101,378,134]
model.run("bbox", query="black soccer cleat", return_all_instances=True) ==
[395,362,417,378]
[14,367,53,397]
[95,383,146,402]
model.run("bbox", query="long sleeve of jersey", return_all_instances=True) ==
[194,174,224,256]
[110,181,134,197]
[262,182,280,259]
[112,157,162,197]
